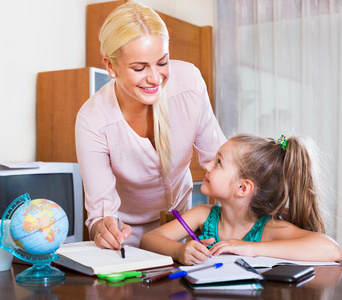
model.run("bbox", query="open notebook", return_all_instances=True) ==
[55,241,174,276]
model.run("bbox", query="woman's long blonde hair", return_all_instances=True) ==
[99,1,171,176]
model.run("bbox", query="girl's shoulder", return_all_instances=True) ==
[264,218,296,229]
[188,204,213,216]
[262,218,309,241]
[184,204,214,225]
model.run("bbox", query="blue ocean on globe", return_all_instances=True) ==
[10,198,69,255]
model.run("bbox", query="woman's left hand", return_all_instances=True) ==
[209,239,257,257]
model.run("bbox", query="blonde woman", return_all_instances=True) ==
[75,1,226,248]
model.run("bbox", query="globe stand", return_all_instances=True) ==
[0,193,69,284]
[16,262,65,283]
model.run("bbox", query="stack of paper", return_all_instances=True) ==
[181,261,262,284]
[186,281,263,296]
[179,256,263,292]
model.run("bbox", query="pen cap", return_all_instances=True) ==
[168,271,187,279]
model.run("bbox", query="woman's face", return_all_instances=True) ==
[112,34,170,108]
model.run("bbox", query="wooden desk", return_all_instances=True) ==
[1,263,342,300]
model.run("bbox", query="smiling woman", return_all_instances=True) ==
[75,1,226,250]
[107,35,169,111]
[104,34,170,149]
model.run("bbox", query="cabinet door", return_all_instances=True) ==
[37,68,91,163]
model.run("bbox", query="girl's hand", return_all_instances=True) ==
[176,238,215,265]
[209,239,257,257]
[93,216,132,250]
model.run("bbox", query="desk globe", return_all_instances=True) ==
[0,193,68,283]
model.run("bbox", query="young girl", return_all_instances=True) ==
[140,134,342,265]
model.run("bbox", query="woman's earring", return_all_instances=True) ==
[111,74,116,78]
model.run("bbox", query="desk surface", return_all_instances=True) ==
[1,263,342,300]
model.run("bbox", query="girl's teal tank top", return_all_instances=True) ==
[198,205,271,248]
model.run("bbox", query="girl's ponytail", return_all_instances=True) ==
[282,136,325,233]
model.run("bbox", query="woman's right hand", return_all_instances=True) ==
[92,216,132,250]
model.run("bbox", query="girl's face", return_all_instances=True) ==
[111,34,170,108]
[201,141,240,201]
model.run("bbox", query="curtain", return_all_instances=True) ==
[215,0,342,242]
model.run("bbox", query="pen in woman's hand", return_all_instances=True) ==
[117,217,125,258]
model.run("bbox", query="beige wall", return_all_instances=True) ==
[0,0,214,162]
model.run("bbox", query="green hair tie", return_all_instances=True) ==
[276,135,288,150]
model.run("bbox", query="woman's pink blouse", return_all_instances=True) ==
[75,60,226,236]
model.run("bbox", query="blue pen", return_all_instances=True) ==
[171,209,203,244]
[168,263,223,279]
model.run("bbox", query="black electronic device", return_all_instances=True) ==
[262,265,315,283]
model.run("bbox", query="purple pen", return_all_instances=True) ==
[171,209,203,244]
